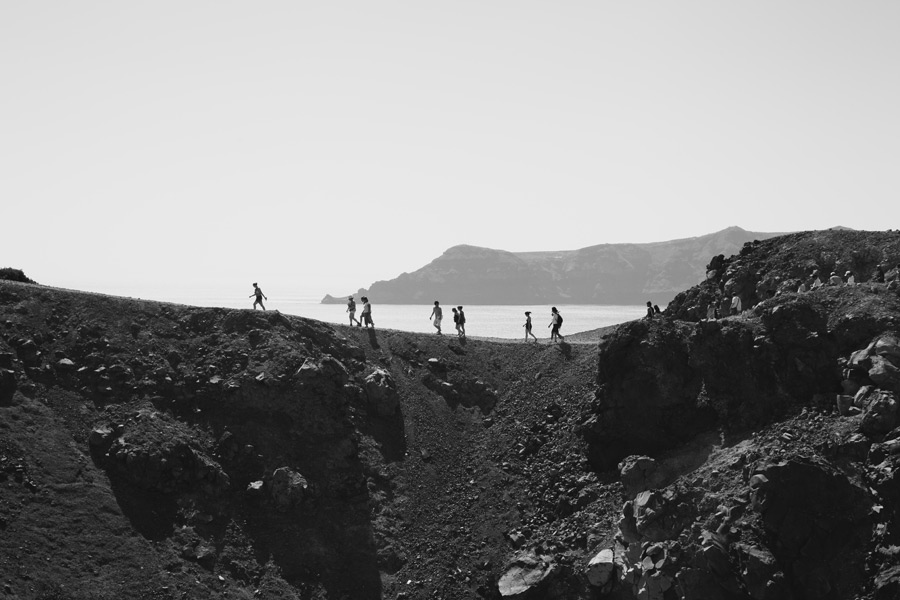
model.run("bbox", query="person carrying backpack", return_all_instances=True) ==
[549,307,564,343]
[457,306,466,337]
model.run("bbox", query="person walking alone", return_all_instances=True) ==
[523,311,537,342]
[549,307,564,343]
[250,283,267,310]
[347,296,361,326]
[430,301,443,335]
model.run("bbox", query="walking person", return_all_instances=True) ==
[250,283,267,310]
[523,311,537,342]
[452,307,462,336]
[360,296,374,328]
[457,306,466,337]
[548,307,564,342]
[430,301,443,335]
[347,296,361,326]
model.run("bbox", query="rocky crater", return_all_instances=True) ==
[2,229,900,599]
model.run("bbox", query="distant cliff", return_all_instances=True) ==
[322,226,782,305]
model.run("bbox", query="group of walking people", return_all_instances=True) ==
[345,296,374,328]
[429,301,467,337]
[253,284,567,342]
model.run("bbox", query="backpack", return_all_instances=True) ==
[557,313,563,328]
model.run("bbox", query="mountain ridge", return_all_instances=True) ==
[322,226,785,305]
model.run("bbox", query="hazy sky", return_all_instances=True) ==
[2,1,898,300]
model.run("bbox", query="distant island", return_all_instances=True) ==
[322,226,784,305]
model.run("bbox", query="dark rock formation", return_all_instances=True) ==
[0,268,36,284]
[666,229,900,321]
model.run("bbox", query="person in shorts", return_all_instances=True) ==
[360,297,374,328]
[347,296,361,326]
[250,283,267,310]
[548,307,564,342]
[429,301,443,335]
[523,311,537,342]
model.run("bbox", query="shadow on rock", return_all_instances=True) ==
[366,328,380,349]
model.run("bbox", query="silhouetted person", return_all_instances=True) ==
[360,296,374,328]
[457,306,466,337]
[452,307,461,336]
[524,311,537,342]
[549,307,564,342]
[430,301,443,335]
[347,296,361,326]
[645,301,654,319]
[250,283,267,310]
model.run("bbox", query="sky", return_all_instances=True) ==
[2,1,898,301]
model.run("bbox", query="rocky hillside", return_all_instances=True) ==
[3,233,900,600]
[665,228,900,321]
[322,226,781,306]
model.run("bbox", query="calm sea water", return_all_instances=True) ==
[77,284,647,340]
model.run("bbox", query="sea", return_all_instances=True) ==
[73,283,649,340]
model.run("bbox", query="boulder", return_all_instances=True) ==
[860,390,898,436]
[295,355,349,389]
[869,356,900,393]
[270,467,309,511]
[364,369,400,416]
[633,489,687,542]
[735,543,782,600]
[854,385,874,408]
[848,347,872,370]
[586,547,623,590]
[619,455,665,497]
[497,551,555,598]
[873,335,900,364]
